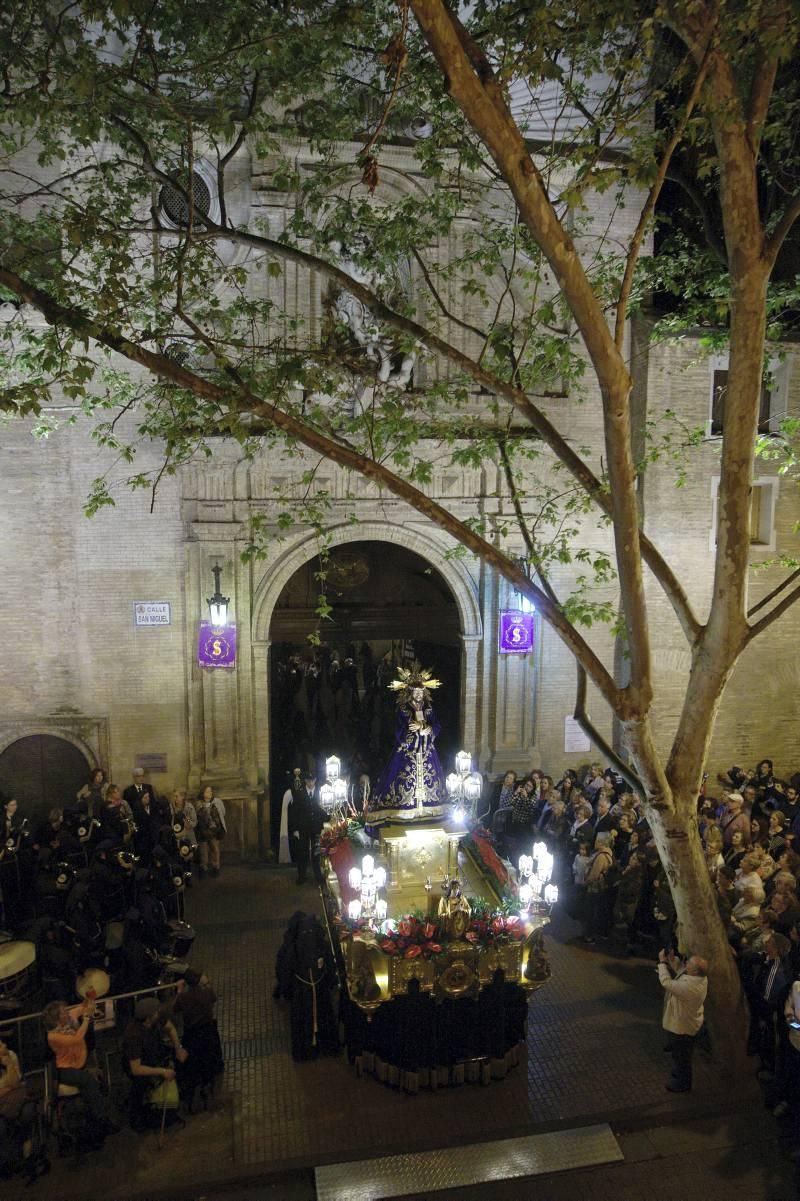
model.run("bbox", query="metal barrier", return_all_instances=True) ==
[0,980,182,1077]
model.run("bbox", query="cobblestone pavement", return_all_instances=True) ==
[2,863,794,1201]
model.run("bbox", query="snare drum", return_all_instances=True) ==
[0,941,36,999]
[166,920,195,959]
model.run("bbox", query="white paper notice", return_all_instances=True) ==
[564,716,591,754]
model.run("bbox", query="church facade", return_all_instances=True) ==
[2,129,799,856]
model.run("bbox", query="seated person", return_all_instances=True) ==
[0,1037,40,1181]
[43,999,116,1144]
[121,998,186,1128]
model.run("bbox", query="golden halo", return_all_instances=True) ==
[387,663,442,692]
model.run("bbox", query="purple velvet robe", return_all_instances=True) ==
[369,703,447,821]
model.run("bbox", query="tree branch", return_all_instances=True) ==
[764,191,800,270]
[0,263,624,711]
[409,0,655,711]
[745,0,789,161]
[747,566,800,617]
[410,246,488,343]
[745,577,800,642]
[664,164,727,266]
[573,663,643,792]
[14,106,703,648]
[614,43,714,348]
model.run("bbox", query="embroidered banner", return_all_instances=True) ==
[498,610,534,654]
[198,622,237,668]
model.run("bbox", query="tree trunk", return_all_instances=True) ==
[646,799,750,1080]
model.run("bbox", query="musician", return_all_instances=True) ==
[170,791,198,848]
[131,789,160,862]
[33,808,64,852]
[1,799,27,843]
[76,768,108,818]
[89,841,128,922]
[99,785,134,844]
[43,998,118,1143]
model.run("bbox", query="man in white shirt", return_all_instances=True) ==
[657,949,709,1093]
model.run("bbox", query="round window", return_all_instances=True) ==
[159,170,212,227]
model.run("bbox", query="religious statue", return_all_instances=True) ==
[329,238,416,390]
[367,664,448,823]
[437,878,472,941]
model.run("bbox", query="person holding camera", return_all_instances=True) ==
[657,949,708,1093]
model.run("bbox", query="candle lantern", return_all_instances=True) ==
[454,749,472,777]
[446,772,462,800]
[319,782,335,813]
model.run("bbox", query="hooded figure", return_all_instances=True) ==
[274,912,337,1060]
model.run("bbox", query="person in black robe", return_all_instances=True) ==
[288,779,327,885]
[281,914,337,1060]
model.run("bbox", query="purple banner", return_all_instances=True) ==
[499,610,534,654]
[198,622,237,669]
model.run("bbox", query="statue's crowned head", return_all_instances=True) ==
[387,662,442,709]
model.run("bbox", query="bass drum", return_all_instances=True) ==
[0,941,36,999]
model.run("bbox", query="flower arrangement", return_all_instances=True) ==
[379,916,443,959]
[462,826,517,898]
[335,902,525,958]
[320,818,366,853]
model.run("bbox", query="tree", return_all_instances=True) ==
[1,0,799,1064]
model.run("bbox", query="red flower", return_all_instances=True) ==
[404,945,422,959]
[505,915,521,928]
[380,939,397,955]
[465,931,478,943]
[491,917,505,934]
[423,922,436,939]
[425,942,442,955]
[398,920,413,938]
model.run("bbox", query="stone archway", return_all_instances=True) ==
[252,522,482,644]
[0,732,94,827]
[250,521,483,845]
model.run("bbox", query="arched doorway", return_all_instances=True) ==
[0,734,92,828]
[268,541,462,845]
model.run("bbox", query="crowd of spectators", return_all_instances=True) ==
[0,767,226,1179]
[488,756,800,1124]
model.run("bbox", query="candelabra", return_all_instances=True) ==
[445,750,482,822]
[518,841,558,915]
[320,754,350,819]
[347,854,388,923]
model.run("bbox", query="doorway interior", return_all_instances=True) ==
[268,541,462,846]
[0,734,91,829]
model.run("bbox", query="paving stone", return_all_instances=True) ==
[2,865,790,1201]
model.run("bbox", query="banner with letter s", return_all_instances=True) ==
[498,610,534,654]
[198,622,237,669]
